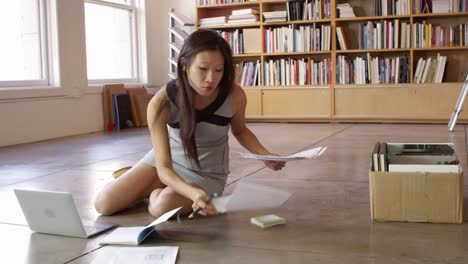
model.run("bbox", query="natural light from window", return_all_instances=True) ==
[85,2,134,81]
[0,0,44,82]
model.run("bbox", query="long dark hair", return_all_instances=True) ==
[176,29,234,167]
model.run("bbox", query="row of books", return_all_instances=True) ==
[197,0,249,5]
[235,61,261,86]
[263,58,331,86]
[413,22,468,48]
[336,55,410,84]
[358,20,411,50]
[218,29,245,54]
[285,0,331,21]
[372,142,458,173]
[374,0,410,16]
[263,24,331,53]
[413,54,447,83]
[414,0,468,13]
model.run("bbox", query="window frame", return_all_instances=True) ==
[0,0,50,88]
[85,0,141,84]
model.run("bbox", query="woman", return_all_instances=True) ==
[94,29,285,218]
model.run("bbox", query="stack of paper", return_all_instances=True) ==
[239,146,327,162]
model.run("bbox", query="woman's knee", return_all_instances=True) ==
[94,194,112,215]
[147,188,192,218]
[147,188,165,217]
[94,192,117,216]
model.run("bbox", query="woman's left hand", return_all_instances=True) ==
[264,160,286,171]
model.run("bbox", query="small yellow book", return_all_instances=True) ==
[250,214,286,228]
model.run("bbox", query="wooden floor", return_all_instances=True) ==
[0,123,467,264]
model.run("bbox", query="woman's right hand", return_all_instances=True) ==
[191,188,217,216]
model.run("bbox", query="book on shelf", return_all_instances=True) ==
[263,24,331,53]
[263,58,330,86]
[243,28,261,53]
[286,0,331,21]
[235,60,260,86]
[337,3,356,18]
[232,8,259,16]
[336,54,410,84]
[413,54,447,83]
[199,16,227,26]
[263,11,287,22]
[198,0,251,5]
[336,26,348,50]
[374,0,409,16]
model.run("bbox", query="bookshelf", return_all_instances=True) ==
[195,0,468,123]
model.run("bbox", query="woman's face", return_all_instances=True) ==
[185,49,224,97]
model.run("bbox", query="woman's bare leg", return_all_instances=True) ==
[148,187,194,218]
[94,163,165,215]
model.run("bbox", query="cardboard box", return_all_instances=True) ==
[369,170,463,223]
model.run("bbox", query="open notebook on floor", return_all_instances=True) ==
[99,207,182,246]
[14,189,117,238]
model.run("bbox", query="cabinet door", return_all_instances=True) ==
[409,87,468,120]
[262,89,330,117]
[334,88,410,118]
[244,89,262,117]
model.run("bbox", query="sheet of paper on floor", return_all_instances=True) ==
[212,182,291,213]
[91,246,179,264]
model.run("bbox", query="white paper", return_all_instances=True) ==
[239,146,327,162]
[212,182,291,213]
[91,246,179,264]
[99,207,182,245]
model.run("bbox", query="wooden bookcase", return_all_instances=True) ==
[195,0,468,123]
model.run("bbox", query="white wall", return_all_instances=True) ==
[0,0,195,147]
[149,0,196,85]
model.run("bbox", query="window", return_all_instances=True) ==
[85,0,143,84]
[0,0,49,87]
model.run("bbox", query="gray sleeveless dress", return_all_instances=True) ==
[140,80,232,195]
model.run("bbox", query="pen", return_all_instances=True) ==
[188,193,217,219]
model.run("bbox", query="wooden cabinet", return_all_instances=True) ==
[262,89,330,117]
[244,89,262,116]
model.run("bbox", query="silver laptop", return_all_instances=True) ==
[14,189,117,238]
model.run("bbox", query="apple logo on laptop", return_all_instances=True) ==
[44,208,56,218]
